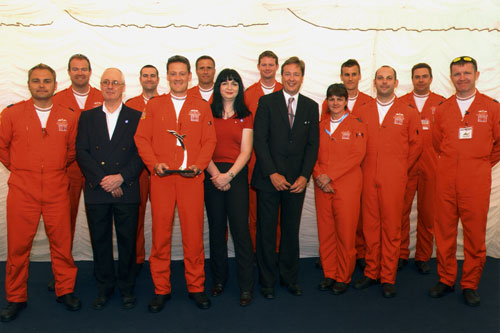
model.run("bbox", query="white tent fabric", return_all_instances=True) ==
[0,0,499,261]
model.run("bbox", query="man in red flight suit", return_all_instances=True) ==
[52,54,103,245]
[352,66,423,298]
[125,64,160,274]
[319,59,373,270]
[398,63,446,274]
[430,56,500,307]
[244,50,283,251]
[134,55,217,312]
[187,55,215,104]
[0,64,81,322]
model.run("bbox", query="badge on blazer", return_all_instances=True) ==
[421,119,430,130]
[189,109,200,122]
[477,110,488,123]
[341,131,351,140]
[57,118,68,132]
[393,113,404,125]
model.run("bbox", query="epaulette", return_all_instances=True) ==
[493,99,498,103]
[438,100,445,105]
[149,95,156,100]
[408,104,415,108]
[356,117,363,122]
[7,104,14,108]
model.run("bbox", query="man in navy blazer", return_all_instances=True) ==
[76,68,143,310]
[252,57,319,299]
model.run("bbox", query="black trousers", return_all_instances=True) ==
[204,163,254,292]
[86,202,139,296]
[256,189,306,287]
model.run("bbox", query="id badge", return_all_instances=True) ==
[459,127,473,139]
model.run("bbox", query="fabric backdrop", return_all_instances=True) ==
[0,0,499,261]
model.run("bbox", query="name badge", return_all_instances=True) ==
[459,127,473,139]
[477,110,488,123]
[189,109,200,122]
[341,131,351,140]
[394,113,404,125]
[57,118,68,132]
[421,119,430,130]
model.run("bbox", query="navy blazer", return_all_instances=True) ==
[252,90,319,192]
[76,104,144,204]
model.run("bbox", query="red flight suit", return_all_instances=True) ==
[52,86,103,241]
[322,91,373,260]
[134,94,216,294]
[352,98,423,284]
[313,114,366,283]
[188,85,214,104]
[244,80,283,250]
[0,100,78,301]
[432,91,500,290]
[125,95,153,265]
[399,92,446,261]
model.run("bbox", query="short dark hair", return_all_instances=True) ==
[341,59,361,74]
[450,56,477,72]
[195,55,215,69]
[411,63,432,78]
[211,68,250,119]
[258,50,278,65]
[326,83,348,100]
[167,55,191,73]
[29,63,56,81]
[67,54,91,71]
[140,64,158,77]
[375,65,397,81]
[281,56,305,76]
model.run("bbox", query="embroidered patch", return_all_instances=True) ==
[393,113,404,125]
[189,109,200,122]
[421,119,430,130]
[477,110,488,123]
[341,131,351,140]
[57,118,68,131]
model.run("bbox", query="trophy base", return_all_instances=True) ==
[157,169,195,177]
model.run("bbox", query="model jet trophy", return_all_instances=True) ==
[157,130,196,176]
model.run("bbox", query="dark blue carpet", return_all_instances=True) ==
[0,257,498,332]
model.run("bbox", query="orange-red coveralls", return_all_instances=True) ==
[53,86,103,241]
[125,95,152,265]
[313,115,366,283]
[352,99,423,284]
[399,92,445,261]
[321,91,373,260]
[188,85,214,104]
[432,92,500,290]
[0,100,78,301]
[244,80,283,250]
[134,94,216,294]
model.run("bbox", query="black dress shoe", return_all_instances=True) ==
[92,295,110,310]
[285,283,302,296]
[331,282,348,295]
[239,291,253,307]
[0,302,27,322]
[188,292,211,309]
[318,278,335,291]
[356,258,366,271]
[463,289,480,307]
[261,287,275,300]
[148,294,171,313]
[429,282,454,298]
[47,279,55,292]
[122,295,136,310]
[382,283,397,298]
[397,258,408,271]
[211,283,224,297]
[56,293,81,311]
[353,276,379,290]
[415,261,430,274]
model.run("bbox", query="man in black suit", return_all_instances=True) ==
[252,56,319,299]
[76,68,144,310]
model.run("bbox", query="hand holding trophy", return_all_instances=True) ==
[155,130,199,177]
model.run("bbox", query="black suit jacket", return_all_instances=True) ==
[76,104,144,204]
[252,90,319,192]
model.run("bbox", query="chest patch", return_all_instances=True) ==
[189,109,200,122]
[394,113,404,125]
[57,118,68,132]
[477,110,488,123]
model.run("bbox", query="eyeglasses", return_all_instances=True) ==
[452,56,473,63]
[101,80,123,87]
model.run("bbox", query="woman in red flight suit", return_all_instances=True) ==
[314,84,367,295]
